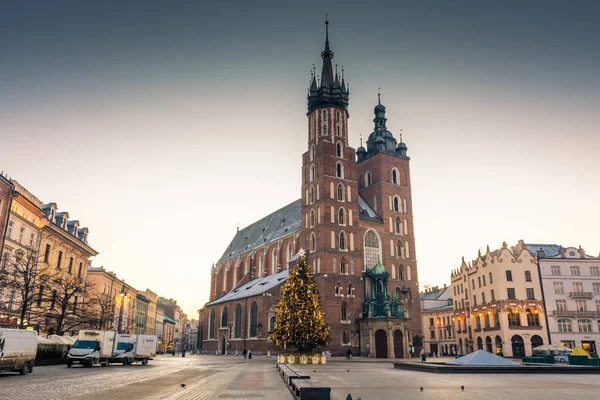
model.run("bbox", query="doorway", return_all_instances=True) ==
[582,341,597,356]
[511,335,525,358]
[393,330,404,358]
[221,336,226,355]
[375,329,388,358]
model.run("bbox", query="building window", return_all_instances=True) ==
[393,196,400,212]
[489,272,493,284]
[554,282,564,294]
[526,309,540,326]
[578,319,592,333]
[310,209,315,227]
[342,330,349,344]
[209,309,215,339]
[482,275,486,286]
[551,266,561,276]
[593,283,600,295]
[341,303,347,320]
[44,244,51,263]
[472,295,477,306]
[310,164,315,181]
[557,319,572,332]
[571,266,580,276]
[507,288,516,300]
[339,231,346,250]
[481,292,486,303]
[18,227,25,243]
[573,282,583,293]
[68,257,74,275]
[57,251,63,270]
[395,218,401,233]
[340,258,347,274]
[235,304,242,338]
[336,162,343,178]
[490,289,495,301]
[272,249,278,274]
[310,233,316,252]
[591,266,600,276]
[269,316,276,332]
[478,277,481,288]
[525,271,532,282]
[505,270,512,281]
[526,288,535,300]
[507,309,520,326]
[29,232,35,245]
[365,172,372,186]
[556,300,567,312]
[364,230,382,270]
[336,142,342,157]
[7,220,13,238]
[78,262,83,278]
[392,168,398,184]
[348,284,354,296]
[337,183,344,201]
[249,302,258,337]
[338,208,345,225]
[310,144,315,161]
[576,300,587,312]
[397,241,403,259]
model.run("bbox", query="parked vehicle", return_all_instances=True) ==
[554,355,569,363]
[111,334,157,365]
[0,328,38,375]
[66,330,115,368]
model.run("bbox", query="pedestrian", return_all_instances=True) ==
[182,347,186,358]
[420,349,426,363]
[346,348,351,360]
[243,348,247,359]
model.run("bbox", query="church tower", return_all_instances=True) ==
[301,20,363,352]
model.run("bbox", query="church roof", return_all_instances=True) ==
[358,196,382,223]
[525,244,561,257]
[219,194,382,263]
[219,199,302,262]
[207,269,290,306]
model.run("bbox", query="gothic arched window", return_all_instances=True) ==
[339,231,346,250]
[337,183,344,201]
[271,249,278,274]
[310,233,316,252]
[310,164,315,181]
[338,207,345,225]
[392,168,398,184]
[249,301,258,337]
[234,304,242,338]
[310,186,315,203]
[337,142,342,157]
[287,243,293,262]
[221,306,228,328]
[397,241,403,258]
[340,258,347,274]
[310,209,315,227]
[364,229,382,270]
[393,196,400,212]
[342,329,349,344]
[348,283,354,295]
[335,282,341,295]
[336,111,341,136]
[527,309,540,326]
[395,218,401,233]
[336,162,343,178]
[365,172,372,187]
[310,144,315,161]
[269,316,276,332]
[209,309,215,339]
[341,303,347,320]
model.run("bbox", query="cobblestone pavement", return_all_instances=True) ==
[0,355,293,400]
[307,360,600,400]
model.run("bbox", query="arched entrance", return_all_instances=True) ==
[477,337,483,350]
[531,335,543,352]
[485,336,493,353]
[511,335,525,358]
[375,329,388,358]
[393,330,404,358]
[221,336,226,355]
[495,335,503,355]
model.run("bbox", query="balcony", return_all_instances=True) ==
[569,292,594,299]
[482,326,501,332]
[508,325,543,331]
[552,310,600,318]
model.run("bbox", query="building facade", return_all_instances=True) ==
[155,305,165,351]
[451,241,549,357]
[0,173,14,255]
[534,244,600,355]
[420,285,456,356]
[162,315,175,353]
[143,289,158,335]
[135,294,149,335]
[200,21,422,358]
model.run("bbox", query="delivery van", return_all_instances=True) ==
[66,330,115,368]
[0,328,38,375]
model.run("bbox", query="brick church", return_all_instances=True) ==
[199,21,422,358]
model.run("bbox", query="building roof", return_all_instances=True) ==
[525,244,561,257]
[358,195,382,223]
[207,269,289,306]
[420,286,450,301]
[219,200,301,263]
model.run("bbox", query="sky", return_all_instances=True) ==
[2,1,599,316]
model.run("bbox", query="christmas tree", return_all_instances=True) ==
[271,251,330,353]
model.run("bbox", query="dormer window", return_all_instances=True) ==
[49,209,55,222]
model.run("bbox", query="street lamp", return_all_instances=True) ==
[117,282,127,333]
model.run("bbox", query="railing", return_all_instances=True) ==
[552,310,600,318]
[483,326,501,332]
[508,325,543,330]
[569,292,594,299]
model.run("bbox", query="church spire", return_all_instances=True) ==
[320,18,335,88]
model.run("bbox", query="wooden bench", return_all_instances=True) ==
[279,363,311,386]
[292,378,331,400]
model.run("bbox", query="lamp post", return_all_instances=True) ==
[117,282,127,333]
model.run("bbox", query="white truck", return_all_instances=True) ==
[66,330,115,368]
[0,328,38,375]
[111,334,157,365]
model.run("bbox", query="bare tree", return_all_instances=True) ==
[88,292,115,330]
[37,273,96,335]
[0,244,48,329]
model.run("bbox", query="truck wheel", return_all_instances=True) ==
[20,363,31,375]
[142,359,148,366]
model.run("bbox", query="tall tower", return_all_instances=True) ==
[301,20,363,353]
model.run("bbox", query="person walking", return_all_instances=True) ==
[242,348,247,359]
[420,349,426,362]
